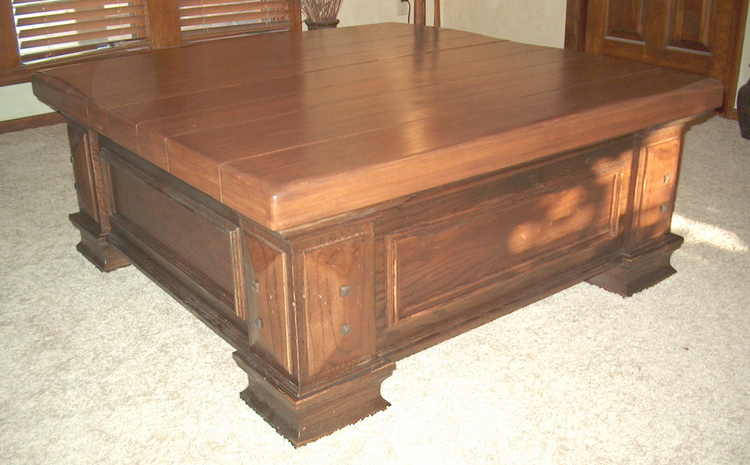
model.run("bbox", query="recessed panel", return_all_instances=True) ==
[388,172,623,324]
[606,0,647,43]
[667,0,712,53]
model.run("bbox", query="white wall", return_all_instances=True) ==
[0,82,54,121]
[337,0,566,47]
[441,0,566,47]
[3,0,749,121]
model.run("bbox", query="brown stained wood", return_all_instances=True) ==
[243,225,295,377]
[297,227,374,382]
[33,24,722,230]
[389,170,620,320]
[575,0,748,114]
[34,23,727,447]
[134,39,537,150]
[68,123,99,222]
[0,112,65,135]
[145,0,182,49]
[219,70,720,230]
[105,29,500,149]
[0,0,21,72]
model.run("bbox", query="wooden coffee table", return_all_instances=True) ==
[32,23,723,446]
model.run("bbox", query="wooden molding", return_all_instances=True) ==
[145,0,182,49]
[0,0,21,72]
[0,112,65,135]
[564,0,588,51]
[565,0,749,116]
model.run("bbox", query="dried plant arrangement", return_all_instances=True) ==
[301,0,344,25]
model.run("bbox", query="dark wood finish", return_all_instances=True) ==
[565,0,589,51]
[32,24,723,447]
[0,0,302,86]
[145,0,183,49]
[739,75,750,139]
[0,112,64,135]
[0,0,20,72]
[566,0,748,115]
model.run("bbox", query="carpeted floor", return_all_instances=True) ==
[1,116,748,464]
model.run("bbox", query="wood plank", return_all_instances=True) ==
[218,71,721,229]
[159,54,656,199]
[106,31,511,151]
[93,27,493,137]
[32,24,723,230]
[0,0,21,72]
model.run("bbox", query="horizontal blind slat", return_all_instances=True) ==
[13,0,142,16]
[15,5,144,26]
[180,11,287,28]
[178,0,291,37]
[20,25,147,49]
[18,15,147,39]
[12,0,149,64]
[179,0,269,8]
[180,1,289,16]
[181,22,290,42]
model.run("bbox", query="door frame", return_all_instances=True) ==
[564,0,749,116]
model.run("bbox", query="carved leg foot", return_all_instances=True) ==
[234,350,395,448]
[70,212,130,272]
[587,233,684,297]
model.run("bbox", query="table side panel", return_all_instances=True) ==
[243,227,296,378]
[374,137,634,355]
[297,227,376,384]
[100,145,249,341]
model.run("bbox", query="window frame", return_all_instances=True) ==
[0,0,301,86]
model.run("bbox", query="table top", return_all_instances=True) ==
[33,23,723,231]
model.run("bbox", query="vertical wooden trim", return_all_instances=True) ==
[434,0,440,27]
[414,0,426,25]
[564,0,589,50]
[231,228,249,321]
[0,0,21,71]
[289,0,302,31]
[715,0,749,113]
[0,112,64,135]
[145,0,182,49]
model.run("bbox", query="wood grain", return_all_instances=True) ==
[33,24,727,446]
[33,24,723,230]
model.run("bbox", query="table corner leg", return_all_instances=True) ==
[69,212,130,272]
[234,350,395,448]
[586,233,684,297]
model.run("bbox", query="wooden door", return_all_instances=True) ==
[566,0,749,114]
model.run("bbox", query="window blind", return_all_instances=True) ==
[178,0,292,41]
[12,0,149,65]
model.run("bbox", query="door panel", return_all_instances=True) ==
[606,0,646,43]
[667,0,712,53]
[570,0,748,113]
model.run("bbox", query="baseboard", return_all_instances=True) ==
[0,112,65,135]
[722,108,739,121]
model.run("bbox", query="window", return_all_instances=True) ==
[178,0,293,41]
[0,0,301,86]
[12,0,149,65]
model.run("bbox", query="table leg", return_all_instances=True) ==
[235,220,395,447]
[587,120,691,296]
[66,121,129,271]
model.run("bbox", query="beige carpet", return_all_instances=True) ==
[1,116,749,464]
